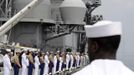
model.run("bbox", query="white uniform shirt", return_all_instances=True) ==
[76,55,80,67]
[70,54,74,69]
[66,54,70,70]
[73,59,134,75]
[34,55,40,75]
[34,55,40,66]
[59,57,63,71]
[21,53,29,75]
[3,54,12,75]
[83,55,86,66]
[80,56,84,67]
[53,55,57,74]
[21,53,29,67]
[44,55,50,74]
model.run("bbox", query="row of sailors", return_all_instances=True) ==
[3,49,89,75]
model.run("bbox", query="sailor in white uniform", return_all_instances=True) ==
[59,54,63,72]
[66,52,70,70]
[80,54,84,67]
[82,54,86,66]
[76,52,80,68]
[21,49,29,75]
[43,52,49,75]
[34,52,40,75]
[70,52,74,69]
[73,20,134,75]
[3,49,12,75]
[53,53,57,74]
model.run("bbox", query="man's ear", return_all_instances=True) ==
[90,41,99,53]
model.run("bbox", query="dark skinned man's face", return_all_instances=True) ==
[88,39,99,62]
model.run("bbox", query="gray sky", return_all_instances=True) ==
[93,0,134,70]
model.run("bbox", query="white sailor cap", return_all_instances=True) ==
[57,50,60,53]
[6,49,11,52]
[46,51,49,55]
[84,20,122,38]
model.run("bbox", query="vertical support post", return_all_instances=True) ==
[36,23,42,48]
[5,0,8,18]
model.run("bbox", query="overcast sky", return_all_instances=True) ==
[92,0,134,70]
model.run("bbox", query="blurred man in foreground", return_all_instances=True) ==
[73,20,134,75]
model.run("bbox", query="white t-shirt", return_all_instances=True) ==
[73,59,134,75]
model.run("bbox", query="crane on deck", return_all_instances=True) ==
[0,0,44,38]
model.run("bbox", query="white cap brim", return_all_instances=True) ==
[6,49,11,52]
[85,20,122,38]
